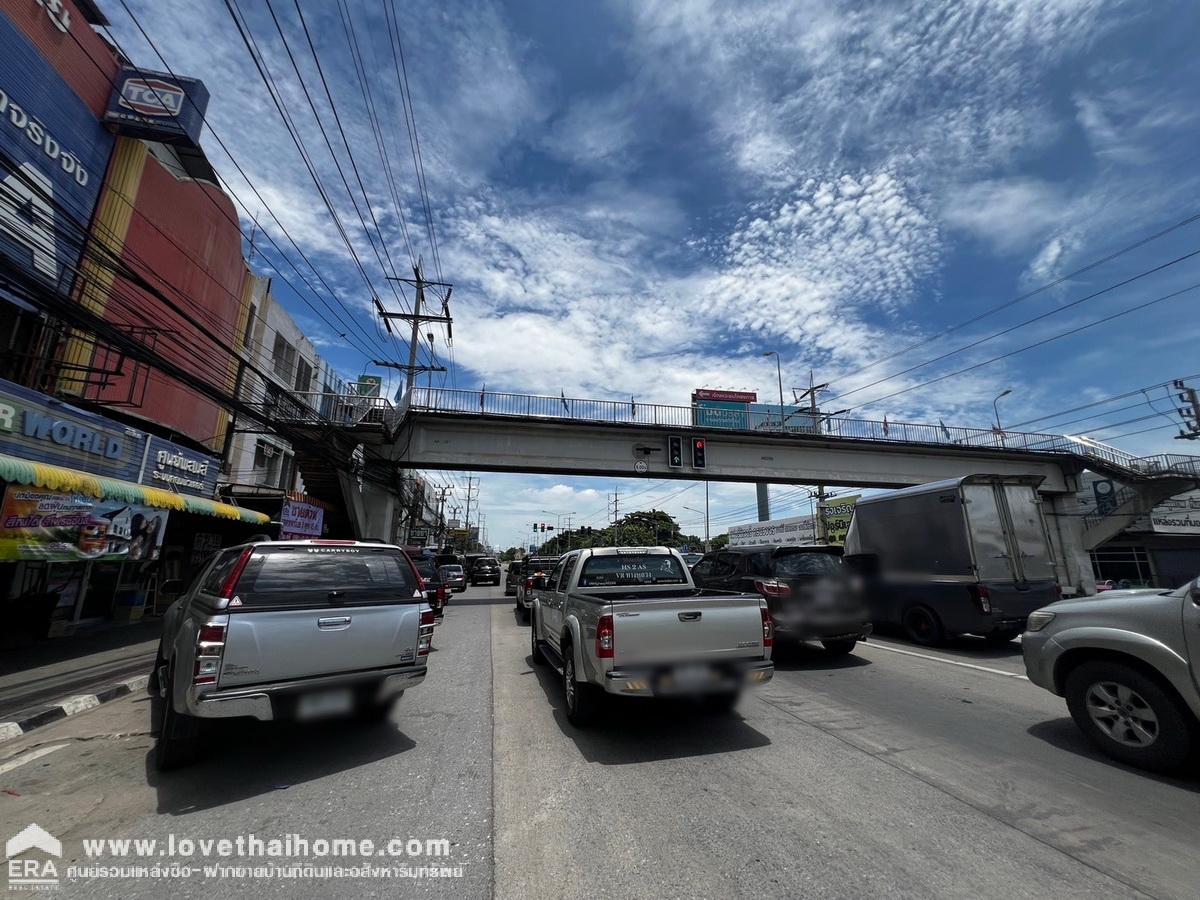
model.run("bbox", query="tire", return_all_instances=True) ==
[562,642,601,727]
[699,692,741,715]
[515,603,529,624]
[529,611,546,665]
[984,628,1023,646]
[821,639,858,656]
[1064,660,1197,774]
[154,668,202,771]
[902,605,944,646]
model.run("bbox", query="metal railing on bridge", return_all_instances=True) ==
[402,387,1200,481]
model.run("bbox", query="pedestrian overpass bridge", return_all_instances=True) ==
[262,386,1200,595]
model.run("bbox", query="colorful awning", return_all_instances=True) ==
[0,452,268,524]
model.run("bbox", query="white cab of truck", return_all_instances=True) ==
[528,546,775,725]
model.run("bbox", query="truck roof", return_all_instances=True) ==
[573,546,678,556]
[854,473,1046,506]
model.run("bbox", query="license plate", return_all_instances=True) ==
[296,689,353,720]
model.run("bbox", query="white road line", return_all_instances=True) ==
[866,641,1029,680]
[0,743,68,776]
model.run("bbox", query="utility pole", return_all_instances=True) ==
[795,369,831,542]
[376,260,453,399]
[608,491,621,545]
[462,476,479,552]
[563,515,575,551]
[1175,379,1200,439]
[434,485,453,547]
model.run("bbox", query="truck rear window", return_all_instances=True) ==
[577,554,688,587]
[231,547,421,608]
[774,552,842,577]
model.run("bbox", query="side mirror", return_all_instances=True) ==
[1190,579,1200,600]
[161,579,184,595]
[532,576,547,590]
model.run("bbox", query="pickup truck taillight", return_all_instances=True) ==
[193,622,227,685]
[418,609,435,656]
[524,577,533,591]
[970,584,992,613]
[596,614,615,659]
[760,607,774,648]
[752,578,792,599]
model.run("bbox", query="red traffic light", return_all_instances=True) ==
[694,439,704,449]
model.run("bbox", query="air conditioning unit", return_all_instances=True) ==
[261,443,276,458]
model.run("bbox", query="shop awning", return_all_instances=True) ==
[0,452,269,524]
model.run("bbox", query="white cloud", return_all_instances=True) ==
[942,178,1068,254]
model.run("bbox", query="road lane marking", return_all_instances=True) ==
[0,743,68,776]
[866,641,1029,680]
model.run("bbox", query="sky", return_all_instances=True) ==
[107,0,1200,549]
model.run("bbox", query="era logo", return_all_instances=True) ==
[6,823,61,890]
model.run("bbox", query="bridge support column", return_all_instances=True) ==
[1045,494,1096,598]
[337,472,399,541]
[756,483,770,521]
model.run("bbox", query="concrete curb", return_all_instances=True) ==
[0,674,150,744]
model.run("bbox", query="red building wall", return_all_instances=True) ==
[6,0,119,117]
[88,142,248,449]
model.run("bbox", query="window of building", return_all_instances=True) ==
[295,358,313,394]
[272,333,296,383]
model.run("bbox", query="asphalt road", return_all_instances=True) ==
[2,579,1197,899]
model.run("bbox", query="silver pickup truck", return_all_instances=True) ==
[151,540,434,769]
[529,547,775,726]
[1023,576,1200,773]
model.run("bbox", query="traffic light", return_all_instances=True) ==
[668,435,683,467]
[691,436,706,469]
[539,523,546,532]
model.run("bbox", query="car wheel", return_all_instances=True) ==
[529,612,546,665]
[902,605,944,646]
[821,639,858,656]
[1064,660,1197,773]
[154,667,202,771]
[515,603,528,624]
[562,643,600,727]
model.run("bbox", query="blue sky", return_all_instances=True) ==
[109,0,1200,548]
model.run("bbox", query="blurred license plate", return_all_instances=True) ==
[297,689,353,720]
[672,665,712,690]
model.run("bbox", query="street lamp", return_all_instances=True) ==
[683,504,710,552]
[763,351,785,431]
[993,388,1012,431]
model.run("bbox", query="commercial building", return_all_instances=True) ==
[0,1,267,640]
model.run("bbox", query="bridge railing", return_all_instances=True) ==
[405,387,1200,479]
[248,391,394,427]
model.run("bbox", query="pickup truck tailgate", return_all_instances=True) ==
[611,595,766,666]
[221,605,423,687]
[216,543,426,688]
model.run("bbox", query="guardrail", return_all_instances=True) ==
[245,391,394,427]
[403,387,1200,480]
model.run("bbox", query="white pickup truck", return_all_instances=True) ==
[528,547,775,725]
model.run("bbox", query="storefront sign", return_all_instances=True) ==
[692,389,758,403]
[0,378,219,497]
[819,495,860,544]
[102,67,209,147]
[0,377,143,478]
[1129,490,1200,535]
[0,13,116,303]
[0,485,169,561]
[142,435,219,496]
[280,498,324,539]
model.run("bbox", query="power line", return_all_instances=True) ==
[111,1,395,362]
[829,247,1200,405]
[842,280,1200,414]
[824,210,1200,392]
[1006,372,1200,430]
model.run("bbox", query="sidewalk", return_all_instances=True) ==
[0,619,162,724]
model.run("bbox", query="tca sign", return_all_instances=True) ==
[118,77,185,117]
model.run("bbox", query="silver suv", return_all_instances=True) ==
[1023,578,1200,773]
